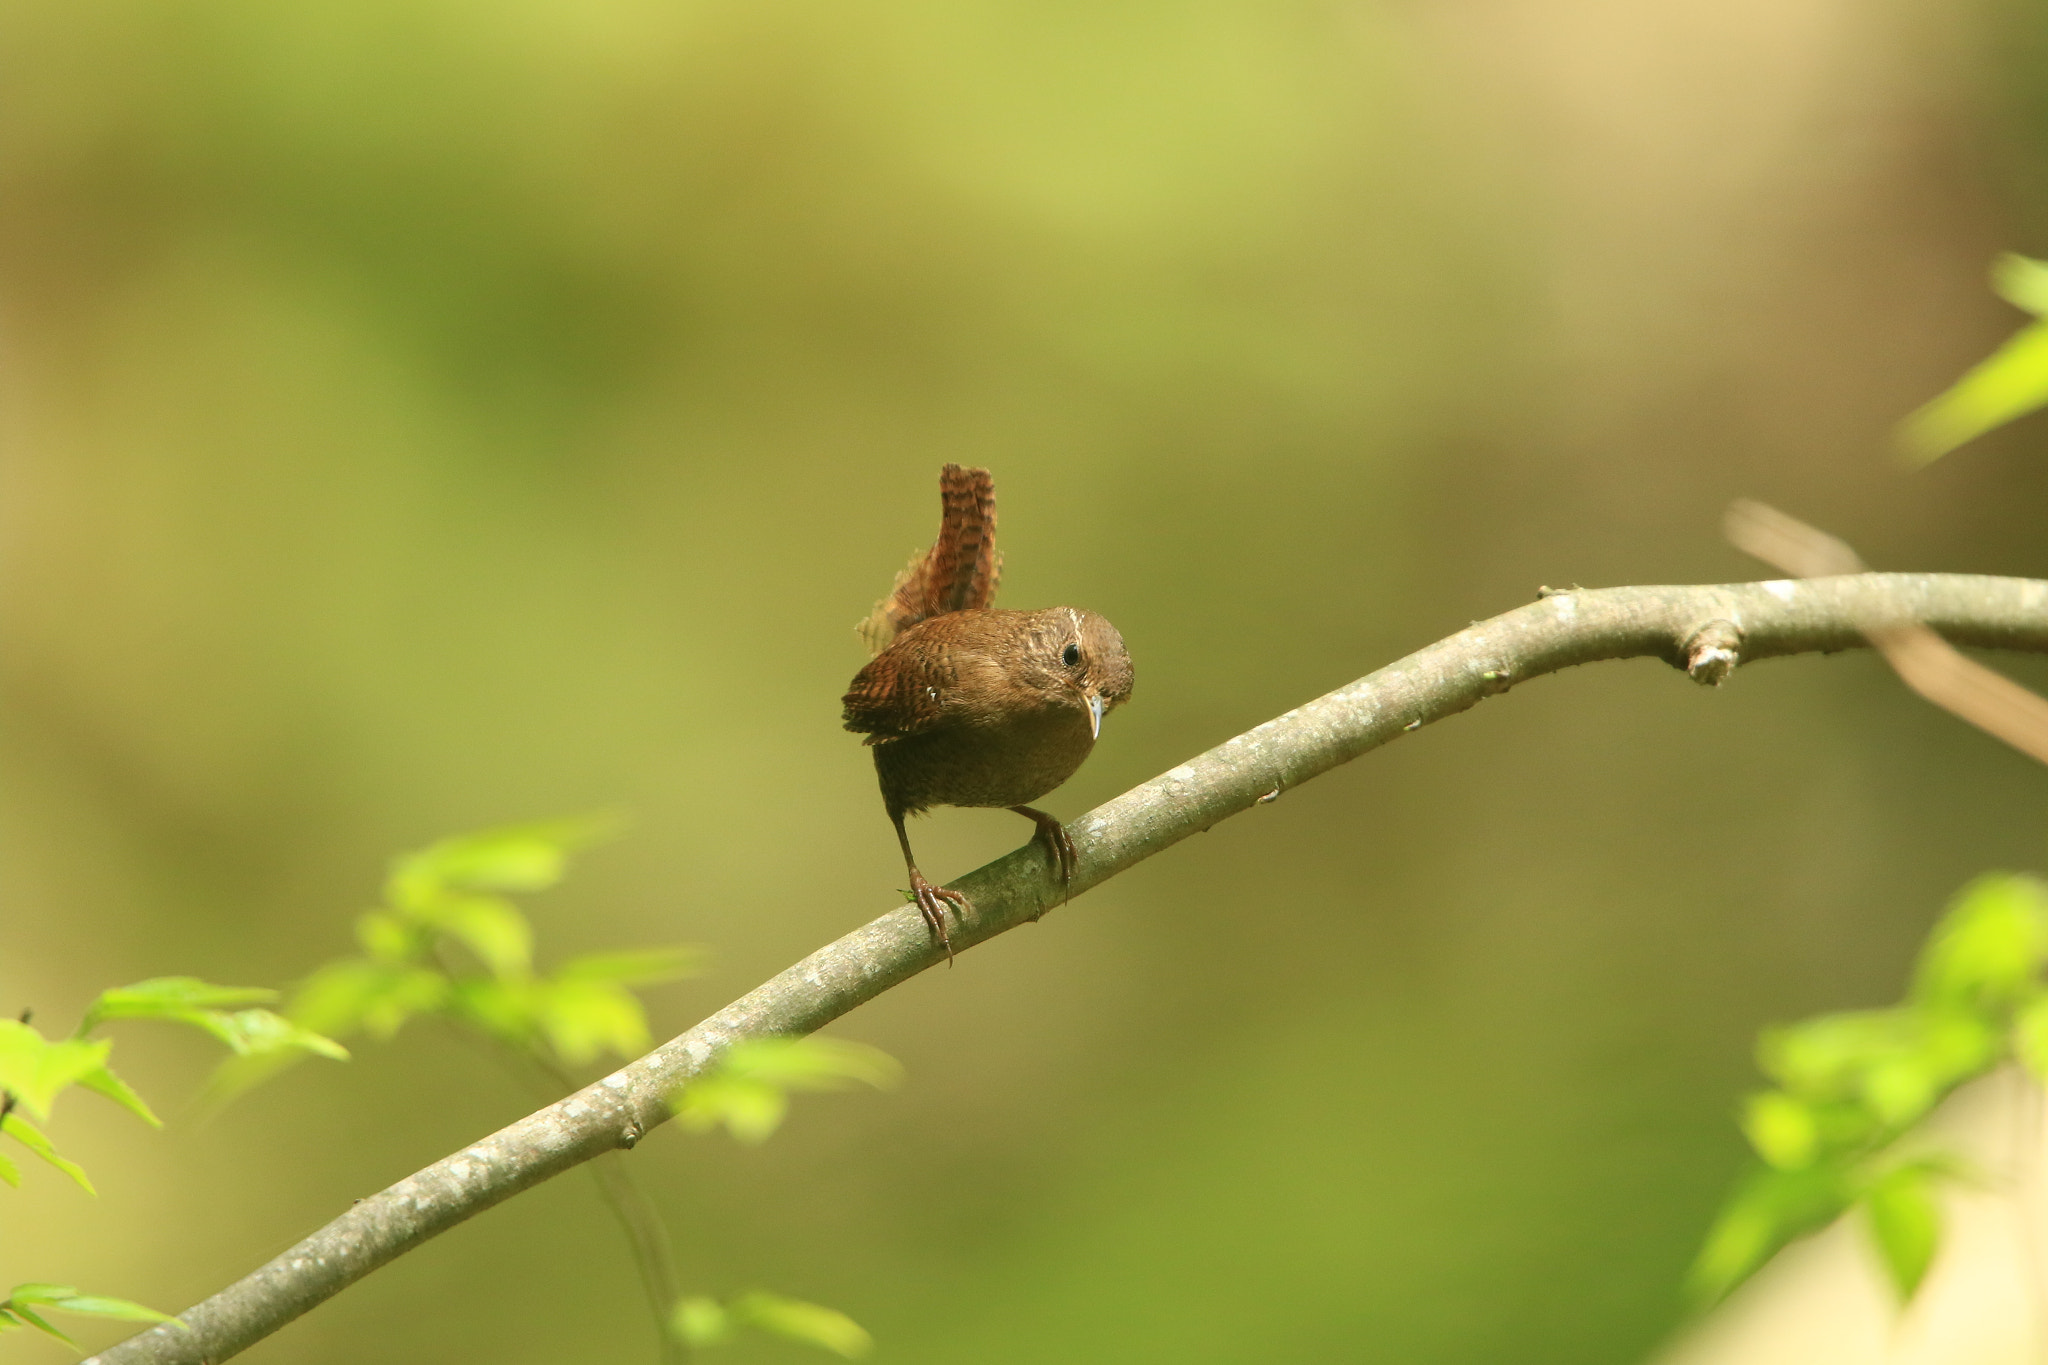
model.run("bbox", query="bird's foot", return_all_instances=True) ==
[1009,805,1076,916]
[906,869,968,963]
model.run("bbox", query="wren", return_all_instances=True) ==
[842,465,1134,958]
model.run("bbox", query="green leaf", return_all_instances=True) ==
[731,1291,873,1358]
[447,976,543,1049]
[78,978,277,1034]
[3,1113,96,1193]
[514,947,706,1066]
[4,1303,72,1347]
[536,979,647,1066]
[427,896,534,979]
[1863,1162,1944,1302]
[1913,874,2048,1009]
[670,1296,732,1347]
[1899,319,2048,464]
[673,1075,789,1144]
[671,1038,901,1143]
[1689,1164,1854,1305]
[0,1022,112,1120]
[191,1009,352,1107]
[355,910,419,964]
[76,1063,161,1127]
[157,1007,345,1060]
[286,959,449,1040]
[1863,1011,1998,1126]
[0,1148,19,1187]
[719,1037,903,1093]
[40,1295,183,1328]
[1760,1010,1900,1096]
[1992,253,2048,316]
[0,1284,182,1343]
[203,1010,351,1062]
[1741,1092,1819,1170]
[5,1285,81,1305]
[555,947,707,988]
[386,816,619,908]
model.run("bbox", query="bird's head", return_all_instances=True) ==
[1037,608,1133,739]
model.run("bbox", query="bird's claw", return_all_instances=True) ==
[907,873,968,963]
[1039,822,1077,892]
[1009,805,1076,916]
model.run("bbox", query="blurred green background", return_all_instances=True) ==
[6,0,2048,1360]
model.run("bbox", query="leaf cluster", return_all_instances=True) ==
[5,820,893,1358]
[0,978,344,1194]
[223,818,702,1095]
[1691,873,2048,1306]
[0,976,342,1348]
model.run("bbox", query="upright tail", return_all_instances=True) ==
[857,464,1001,653]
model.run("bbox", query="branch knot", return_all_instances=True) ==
[1683,619,1744,687]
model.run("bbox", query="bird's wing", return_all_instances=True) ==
[841,651,943,742]
[856,464,1001,655]
[840,632,996,743]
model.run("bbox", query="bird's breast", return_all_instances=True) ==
[873,706,1095,814]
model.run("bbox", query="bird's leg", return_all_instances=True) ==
[893,810,966,963]
[1008,805,1076,913]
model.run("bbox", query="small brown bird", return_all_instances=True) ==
[843,465,1134,957]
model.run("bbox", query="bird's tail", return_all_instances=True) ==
[857,464,1001,653]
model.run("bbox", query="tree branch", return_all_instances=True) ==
[86,573,2048,1365]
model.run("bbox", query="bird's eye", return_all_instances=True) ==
[1061,643,1081,667]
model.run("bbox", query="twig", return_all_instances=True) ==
[85,572,2048,1365]
[1727,501,2048,765]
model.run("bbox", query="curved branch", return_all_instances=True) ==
[87,573,2048,1365]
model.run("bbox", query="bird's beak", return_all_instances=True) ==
[1086,691,1105,740]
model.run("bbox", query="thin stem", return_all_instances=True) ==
[446,1020,689,1365]
[528,1055,688,1365]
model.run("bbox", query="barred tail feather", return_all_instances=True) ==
[857,464,1001,653]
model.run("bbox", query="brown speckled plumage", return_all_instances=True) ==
[843,469,1134,956]
[856,464,1001,655]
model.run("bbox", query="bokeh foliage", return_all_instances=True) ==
[7,0,2048,1361]
[1693,874,2048,1305]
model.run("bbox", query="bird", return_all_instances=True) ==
[842,465,1134,958]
